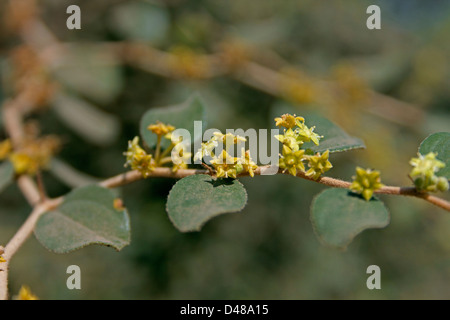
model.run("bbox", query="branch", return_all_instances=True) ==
[0,199,60,300]
[100,166,450,211]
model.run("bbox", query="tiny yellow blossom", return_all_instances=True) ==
[194,139,219,162]
[237,148,258,177]
[409,152,448,192]
[123,136,155,178]
[0,139,12,160]
[274,114,323,154]
[171,143,192,172]
[279,145,306,177]
[15,286,38,300]
[210,150,239,178]
[350,167,384,201]
[7,135,60,175]
[275,128,302,151]
[147,121,175,137]
[213,132,247,145]
[296,122,322,146]
[0,256,6,263]
[305,150,333,180]
[274,114,305,129]
[9,153,38,175]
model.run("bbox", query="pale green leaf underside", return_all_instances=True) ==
[35,185,130,253]
[311,188,389,249]
[419,132,450,179]
[0,161,14,194]
[166,175,247,232]
[140,94,206,149]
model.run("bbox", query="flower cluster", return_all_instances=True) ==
[0,134,60,176]
[123,136,156,178]
[124,121,190,177]
[409,152,448,192]
[275,114,332,179]
[350,167,384,201]
[147,122,175,138]
[194,132,258,178]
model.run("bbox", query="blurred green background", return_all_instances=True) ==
[1,0,450,299]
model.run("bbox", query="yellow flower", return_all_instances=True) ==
[147,121,175,137]
[124,137,145,165]
[194,139,218,162]
[15,286,38,300]
[7,136,60,175]
[9,153,38,175]
[172,143,192,172]
[237,148,258,177]
[275,128,302,151]
[274,114,322,152]
[123,136,155,178]
[0,256,6,263]
[210,150,239,178]
[305,150,333,180]
[279,145,306,177]
[409,152,448,192]
[213,132,246,145]
[350,167,384,201]
[410,152,444,178]
[296,122,322,146]
[274,114,304,129]
[0,139,12,160]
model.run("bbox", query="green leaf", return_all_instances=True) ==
[311,188,389,249]
[140,94,206,149]
[0,161,14,194]
[419,132,450,179]
[35,185,130,253]
[271,103,365,153]
[166,175,247,232]
[108,1,169,43]
[302,114,366,153]
[50,45,123,104]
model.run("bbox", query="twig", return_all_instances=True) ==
[16,176,41,206]
[0,199,61,300]
[100,166,450,211]
[35,171,47,202]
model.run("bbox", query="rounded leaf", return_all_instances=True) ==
[166,175,247,232]
[311,188,390,249]
[35,185,130,253]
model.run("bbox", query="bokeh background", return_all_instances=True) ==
[0,0,449,299]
